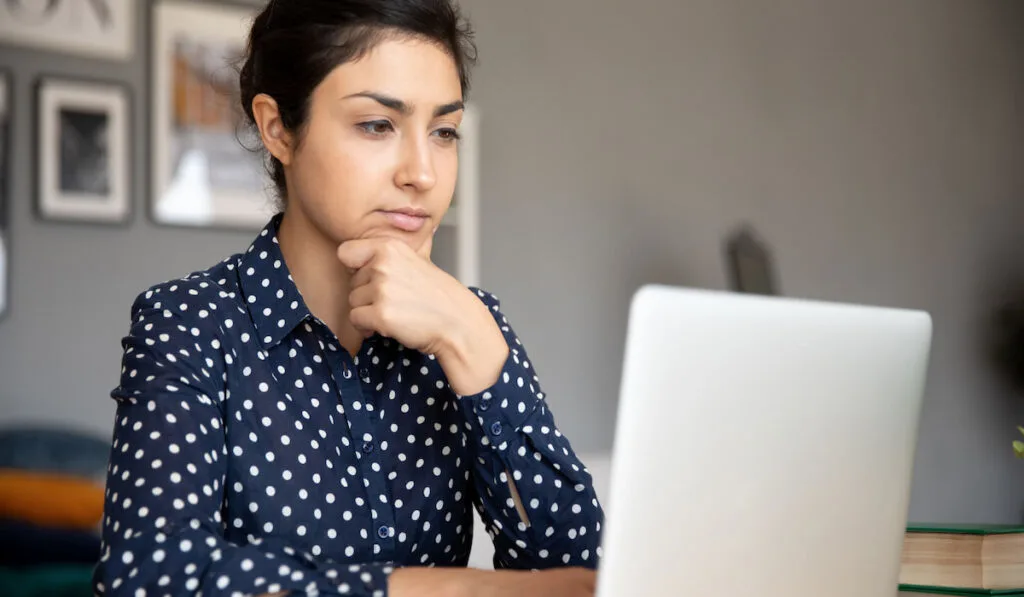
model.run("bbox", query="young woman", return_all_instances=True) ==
[92,1,604,595]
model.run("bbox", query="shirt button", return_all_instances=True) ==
[489,421,503,436]
[359,368,369,380]
[362,441,374,454]
[377,525,389,539]
[478,399,491,412]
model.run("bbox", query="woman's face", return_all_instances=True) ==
[282,36,463,252]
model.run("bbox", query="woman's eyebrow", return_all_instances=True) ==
[342,92,464,117]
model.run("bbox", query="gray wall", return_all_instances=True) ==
[0,0,264,433]
[461,0,1024,524]
[2,0,1024,525]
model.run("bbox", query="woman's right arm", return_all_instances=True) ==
[93,285,396,596]
[96,282,597,597]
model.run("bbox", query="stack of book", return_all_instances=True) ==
[899,524,1024,596]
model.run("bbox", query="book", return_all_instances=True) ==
[900,524,1024,591]
[900,585,1024,595]
[900,587,1024,596]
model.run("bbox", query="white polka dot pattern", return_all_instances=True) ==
[92,214,604,596]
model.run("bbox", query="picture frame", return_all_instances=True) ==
[150,0,273,231]
[0,70,10,320]
[0,0,134,61]
[35,76,131,225]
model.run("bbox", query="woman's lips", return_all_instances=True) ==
[381,209,428,232]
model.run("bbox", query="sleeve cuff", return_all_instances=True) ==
[456,345,543,442]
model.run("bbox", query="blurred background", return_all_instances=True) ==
[2,0,1024,584]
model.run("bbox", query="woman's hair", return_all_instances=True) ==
[238,0,477,206]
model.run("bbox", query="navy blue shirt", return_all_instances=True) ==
[93,214,604,596]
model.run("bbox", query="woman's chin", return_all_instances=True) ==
[358,226,424,246]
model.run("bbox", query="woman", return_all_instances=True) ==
[92,0,604,595]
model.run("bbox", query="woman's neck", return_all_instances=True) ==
[277,208,364,356]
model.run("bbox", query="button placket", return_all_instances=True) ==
[349,344,397,559]
[325,349,384,532]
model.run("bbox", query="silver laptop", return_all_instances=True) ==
[596,285,932,597]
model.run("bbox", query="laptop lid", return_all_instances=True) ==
[596,285,931,597]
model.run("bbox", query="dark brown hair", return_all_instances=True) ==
[238,0,477,206]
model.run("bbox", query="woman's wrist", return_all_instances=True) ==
[435,302,509,396]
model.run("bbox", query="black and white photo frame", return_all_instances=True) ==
[35,76,131,225]
[0,0,135,61]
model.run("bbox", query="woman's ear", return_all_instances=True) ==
[251,93,294,166]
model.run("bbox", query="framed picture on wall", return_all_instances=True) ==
[150,0,273,231]
[0,0,134,61]
[0,70,10,319]
[35,77,131,224]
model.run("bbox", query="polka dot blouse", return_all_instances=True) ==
[92,214,605,596]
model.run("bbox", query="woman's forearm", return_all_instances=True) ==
[388,567,484,597]
[256,568,507,597]
[389,566,597,597]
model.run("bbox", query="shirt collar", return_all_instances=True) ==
[238,213,313,349]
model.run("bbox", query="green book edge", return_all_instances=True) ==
[906,523,1024,535]
[900,585,1024,595]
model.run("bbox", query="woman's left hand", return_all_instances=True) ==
[337,236,509,395]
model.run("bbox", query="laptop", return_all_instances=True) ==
[595,285,932,597]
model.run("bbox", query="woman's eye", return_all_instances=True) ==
[435,128,461,142]
[358,120,394,135]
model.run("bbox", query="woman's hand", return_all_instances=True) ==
[336,236,509,395]
[388,567,597,597]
